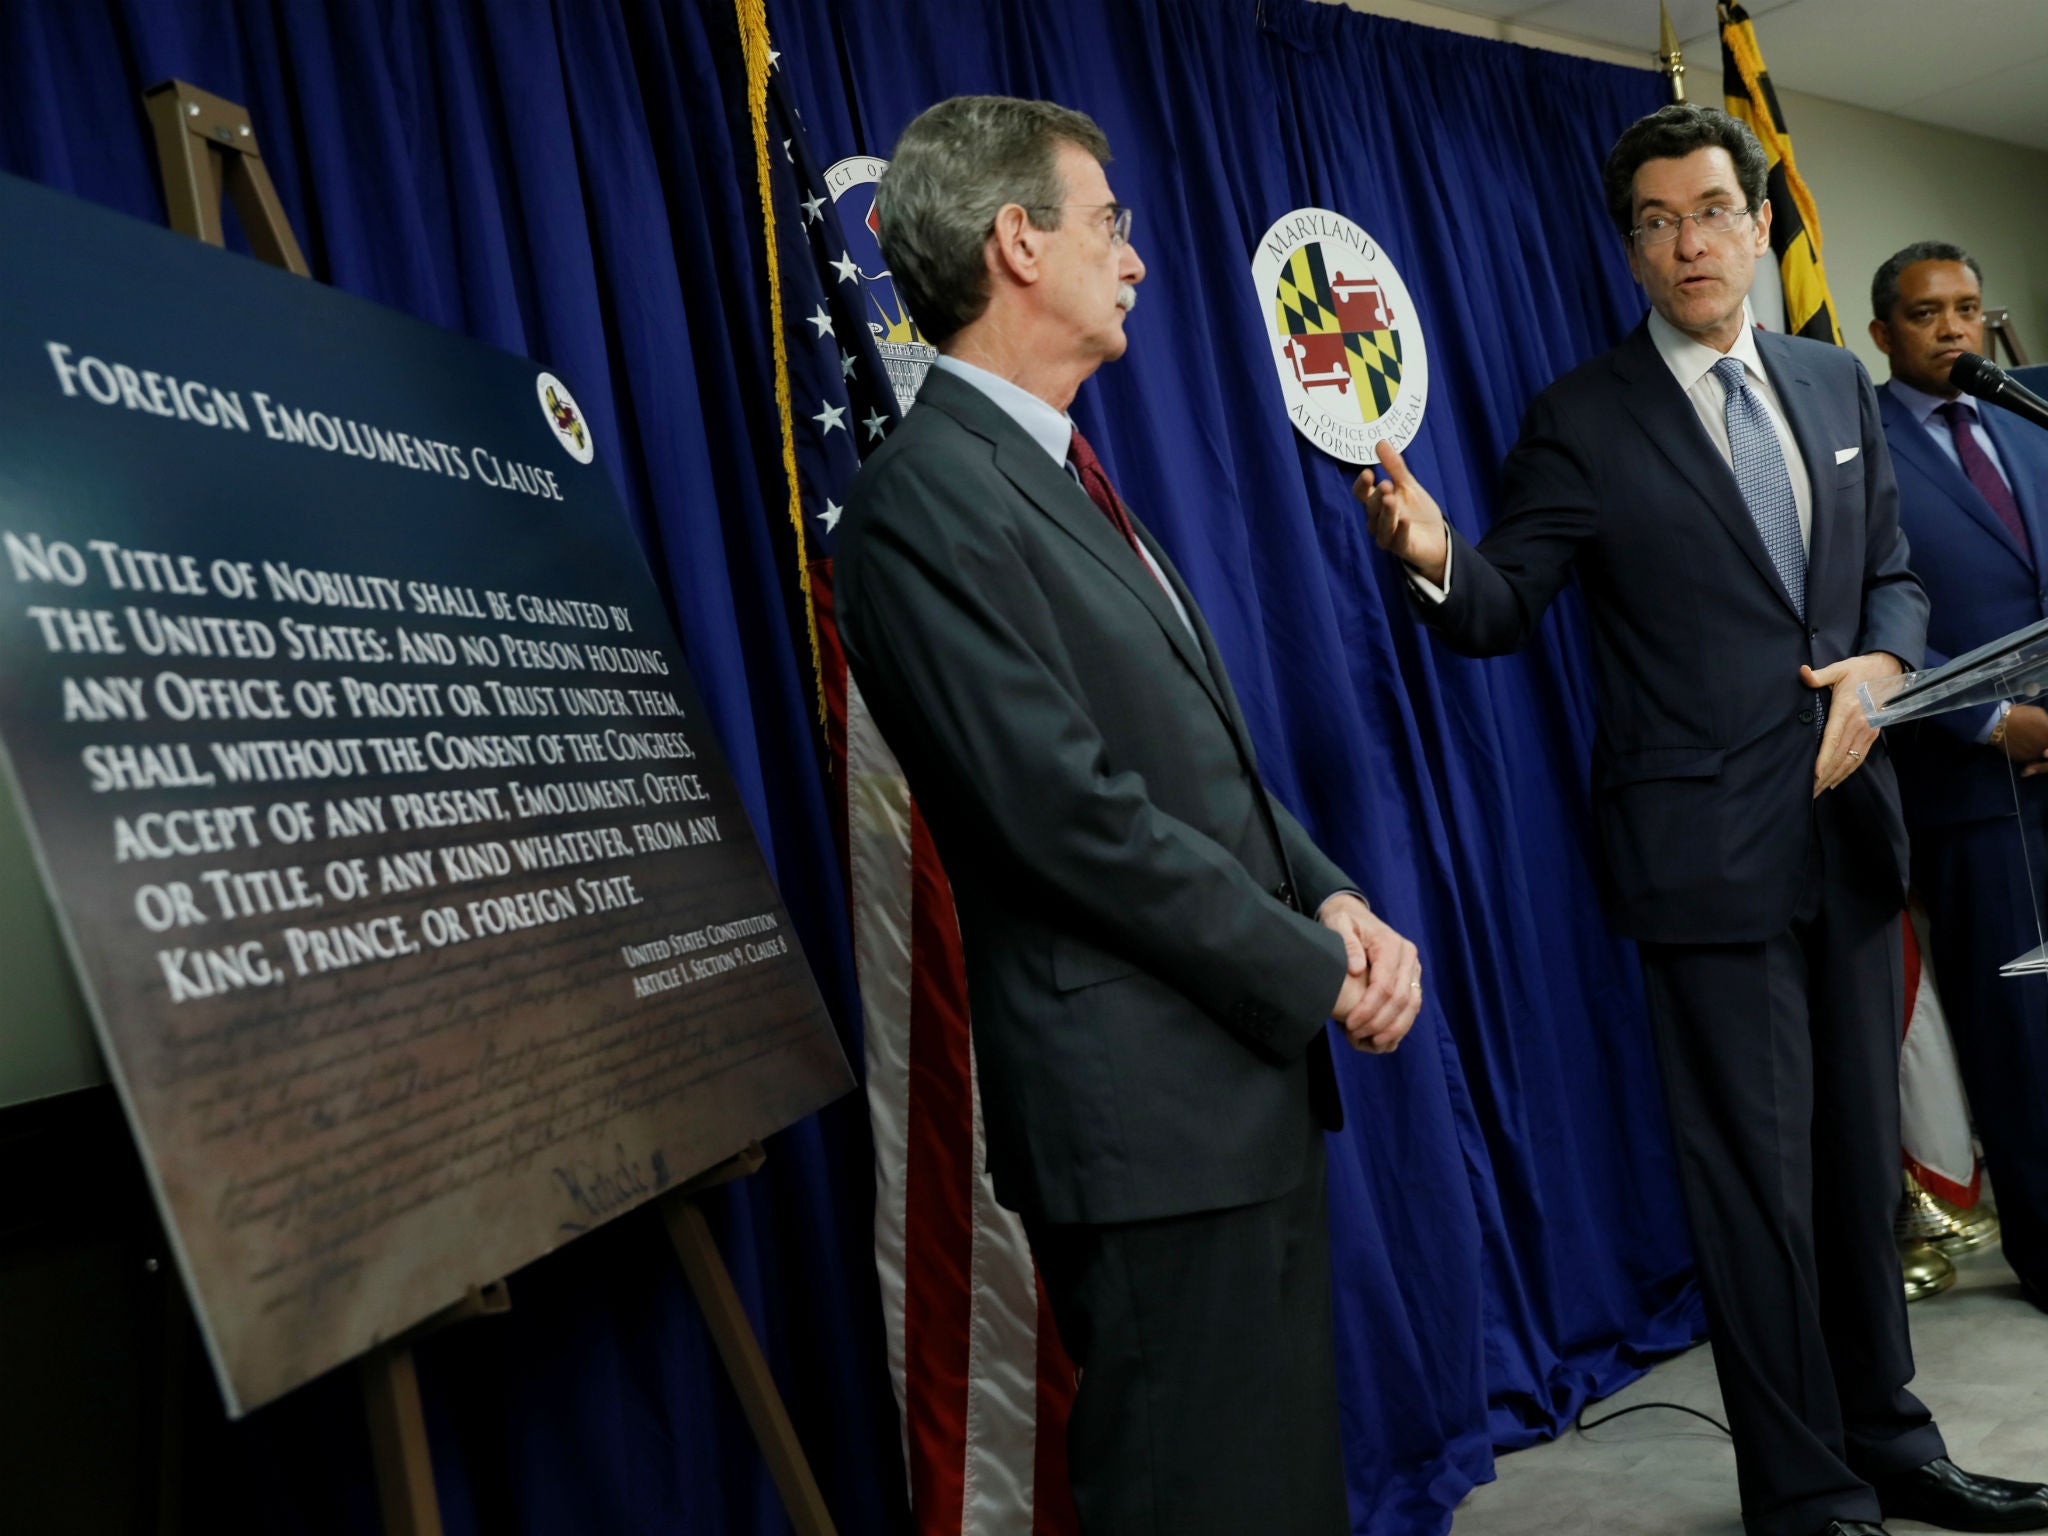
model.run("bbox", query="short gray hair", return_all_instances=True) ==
[1871,240,1982,321]
[876,96,1112,347]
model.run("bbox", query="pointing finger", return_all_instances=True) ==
[1375,438,1416,489]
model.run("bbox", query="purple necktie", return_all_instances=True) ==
[1939,400,2031,562]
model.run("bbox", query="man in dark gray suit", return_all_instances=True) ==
[837,95,1421,1534]
[1363,105,2048,1536]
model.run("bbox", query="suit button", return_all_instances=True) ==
[1808,629,1820,640]
[1798,708,1815,724]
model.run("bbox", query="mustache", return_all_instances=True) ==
[1116,283,1137,313]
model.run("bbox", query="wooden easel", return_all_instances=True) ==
[1985,308,2033,368]
[142,80,839,1536]
[142,80,308,277]
[659,1144,837,1535]
[346,1147,837,1536]
[360,1282,513,1536]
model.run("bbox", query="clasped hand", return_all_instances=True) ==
[1319,893,1421,1054]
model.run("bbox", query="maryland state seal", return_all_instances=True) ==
[824,155,937,410]
[1250,208,1428,464]
[535,371,595,465]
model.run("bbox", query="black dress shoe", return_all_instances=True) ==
[1877,1457,2048,1531]
[1821,1522,1888,1535]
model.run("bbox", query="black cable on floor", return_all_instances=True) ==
[1576,1399,1732,1437]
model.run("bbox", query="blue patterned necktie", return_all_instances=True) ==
[1713,356,1805,615]
[1712,356,1821,735]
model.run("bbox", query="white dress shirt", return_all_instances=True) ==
[1646,306,1813,551]
[932,355,1196,641]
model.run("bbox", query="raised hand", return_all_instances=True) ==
[1352,440,1450,586]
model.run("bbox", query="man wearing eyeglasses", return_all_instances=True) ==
[839,96,1422,1533]
[1360,103,2048,1536]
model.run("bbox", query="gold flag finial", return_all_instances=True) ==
[1658,1,1687,100]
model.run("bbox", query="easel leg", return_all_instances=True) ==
[153,1257,188,1536]
[361,1345,444,1536]
[663,1196,838,1536]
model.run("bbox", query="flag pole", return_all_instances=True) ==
[1657,1,1686,101]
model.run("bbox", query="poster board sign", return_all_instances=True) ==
[0,171,853,1414]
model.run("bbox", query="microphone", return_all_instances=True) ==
[1949,352,2048,432]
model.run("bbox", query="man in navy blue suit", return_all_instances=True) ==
[1871,240,2048,1317]
[1360,106,2048,1536]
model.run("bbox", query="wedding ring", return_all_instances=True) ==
[1848,748,1862,759]
[1409,980,1422,992]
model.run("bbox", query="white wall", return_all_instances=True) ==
[1327,0,2048,377]
[1776,87,2048,376]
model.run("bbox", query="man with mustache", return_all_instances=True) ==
[1361,104,2048,1536]
[1870,240,2048,1319]
[838,95,1422,1533]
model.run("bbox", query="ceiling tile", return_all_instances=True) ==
[1895,55,2048,152]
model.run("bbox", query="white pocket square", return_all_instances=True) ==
[1835,446,1860,465]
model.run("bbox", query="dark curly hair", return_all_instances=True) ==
[1602,104,1769,241]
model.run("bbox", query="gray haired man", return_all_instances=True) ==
[836,95,1422,1532]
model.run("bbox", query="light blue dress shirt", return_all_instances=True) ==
[1885,376,2018,741]
[1887,376,2014,488]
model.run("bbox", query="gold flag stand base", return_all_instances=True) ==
[1899,1169,2003,1259]
[1898,1239,1959,1303]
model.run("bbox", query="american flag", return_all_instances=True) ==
[755,48,1080,1536]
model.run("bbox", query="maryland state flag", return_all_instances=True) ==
[1719,3,1841,344]
[1275,243,1405,418]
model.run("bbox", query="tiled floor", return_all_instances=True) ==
[1450,1244,2048,1534]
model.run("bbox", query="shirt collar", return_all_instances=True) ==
[1886,375,1969,432]
[1646,303,1769,394]
[932,354,1074,466]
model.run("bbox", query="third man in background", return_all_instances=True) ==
[1871,239,2048,1316]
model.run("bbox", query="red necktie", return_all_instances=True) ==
[1939,400,2032,562]
[1067,427,1155,576]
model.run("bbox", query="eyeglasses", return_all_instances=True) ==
[1024,201,1134,247]
[1630,204,1754,246]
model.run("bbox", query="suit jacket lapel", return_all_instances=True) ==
[1882,385,2037,574]
[919,369,1229,716]
[1978,401,2048,574]
[1612,321,1804,620]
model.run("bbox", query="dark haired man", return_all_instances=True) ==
[1870,241,2048,1318]
[837,96,1422,1533]
[1361,105,2048,1536]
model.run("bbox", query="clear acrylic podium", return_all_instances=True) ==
[1861,615,2048,975]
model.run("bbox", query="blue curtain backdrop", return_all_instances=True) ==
[0,1,1703,1532]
